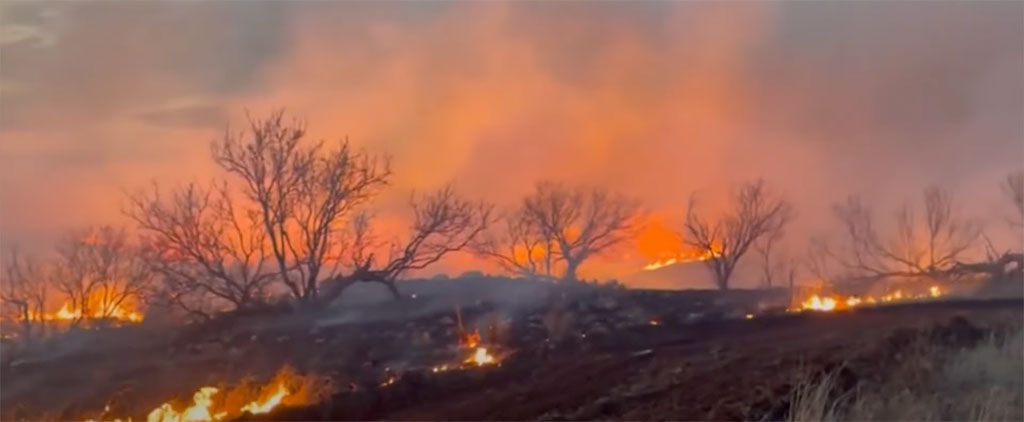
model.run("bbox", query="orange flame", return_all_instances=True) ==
[25,300,143,323]
[239,383,289,415]
[147,387,227,422]
[796,285,944,313]
[466,347,496,366]
[641,244,721,271]
[461,328,481,348]
[87,367,323,422]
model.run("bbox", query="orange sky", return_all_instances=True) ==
[1,2,1022,283]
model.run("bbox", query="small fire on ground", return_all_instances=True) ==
[796,285,945,312]
[431,328,499,373]
[86,366,324,422]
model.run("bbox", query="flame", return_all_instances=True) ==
[461,328,481,348]
[147,387,226,422]
[796,285,945,312]
[86,366,323,422]
[21,294,143,323]
[648,319,660,326]
[641,245,721,271]
[466,347,496,366]
[240,383,288,415]
[801,295,838,311]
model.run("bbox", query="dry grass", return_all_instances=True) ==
[786,366,845,422]
[788,326,1023,422]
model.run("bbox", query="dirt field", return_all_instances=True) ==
[1,288,1020,422]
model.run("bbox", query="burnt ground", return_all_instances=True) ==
[0,283,1020,421]
[265,298,1022,421]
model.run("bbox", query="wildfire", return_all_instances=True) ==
[641,242,722,271]
[796,285,945,313]
[145,383,294,422]
[35,301,143,323]
[147,387,226,422]
[462,328,481,348]
[88,366,322,422]
[466,347,496,366]
[239,383,288,415]
[21,293,143,324]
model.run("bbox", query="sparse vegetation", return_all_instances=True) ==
[788,321,1024,422]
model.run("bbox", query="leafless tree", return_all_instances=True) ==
[50,227,153,324]
[754,228,791,288]
[684,179,794,290]
[514,182,640,283]
[472,208,558,280]
[828,186,982,280]
[211,110,391,303]
[805,237,836,283]
[127,183,273,317]
[0,249,49,341]
[318,185,493,305]
[1002,170,1024,231]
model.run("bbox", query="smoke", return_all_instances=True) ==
[1,2,1021,282]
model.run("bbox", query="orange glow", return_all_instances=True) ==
[147,387,226,422]
[239,383,289,415]
[466,347,496,366]
[462,328,481,348]
[86,367,321,421]
[636,218,685,262]
[23,294,143,323]
[641,239,721,271]
[795,285,945,313]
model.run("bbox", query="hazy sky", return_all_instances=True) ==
[1,2,1022,280]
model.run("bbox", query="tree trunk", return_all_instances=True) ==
[717,266,733,291]
[564,260,580,283]
[382,280,402,300]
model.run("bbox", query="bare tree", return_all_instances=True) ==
[684,180,794,290]
[211,110,391,303]
[828,186,982,280]
[0,249,49,341]
[514,182,640,283]
[1002,170,1024,230]
[50,227,153,324]
[127,183,273,316]
[805,237,836,283]
[754,228,787,288]
[472,208,558,280]
[318,185,493,305]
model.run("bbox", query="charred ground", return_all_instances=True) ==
[1,278,1020,421]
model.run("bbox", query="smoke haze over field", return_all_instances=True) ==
[2,2,1022,285]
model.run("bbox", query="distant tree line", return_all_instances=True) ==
[2,110,1021,331]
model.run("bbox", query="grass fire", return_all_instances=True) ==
[2,2,1024,422]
